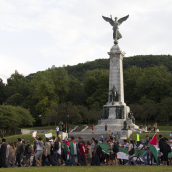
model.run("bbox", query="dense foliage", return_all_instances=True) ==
[1,55,172,126]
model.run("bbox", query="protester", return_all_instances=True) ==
[6,141,10,164]
[92,140,100,166]
[0,139,7,168]
[32,134,43,166]
[8,142,15,167]
[159,134,168,166]
[32,141,37,166]
[56,137,61,166]
[86,141,92,166]
[25,141,32,167]
[16,138,23,167]
[142,135,150,165]
[107,136,116,166]
[64,138,70,165]
[78,141,86,166]
[127,140,137,165]
[69,136,77,166]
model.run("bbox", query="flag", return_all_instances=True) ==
[70,140,77,155]
[137,134,140,141]
[64,141,70,163]
[149,133,158,165]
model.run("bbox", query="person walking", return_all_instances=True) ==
[142,135,150,165]
[16,138,23,167]
[32,134,43,166]
[0,139,7,168]
[79,141,86,166]
[25,141,32,167]
[56,126,59,137]
[69,136,77,166]
[127,140,137,165]
[64,138,71,165]
[107,136,116,166]
[86,141,92,166]
[8,142,16,167]
[92,140,100,166]
[159,135,168,166]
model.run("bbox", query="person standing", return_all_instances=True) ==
[16,138,23,167]
[159,134,168,166]
[127,140,137,165]
[92,124,94,134]
[69,136,77,166]
[56,137,61,166]
[105,124,107,134]
[6,141,10,164]
[142,135,150,165]
[0,139,7,168]
[56,126,59,137]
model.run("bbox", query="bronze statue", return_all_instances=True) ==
[102,15,129,45]
[109,86,119,103]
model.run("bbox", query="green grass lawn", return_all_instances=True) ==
[129,132,172,141]
[0,166,172,172]
[4,134,44,143]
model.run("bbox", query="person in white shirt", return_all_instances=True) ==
[170,132,172,140]
[56,126,59,137]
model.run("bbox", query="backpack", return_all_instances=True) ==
[129,148,135,155]
[28,145,32,153]
[19,144,24,154]
[54,142,59,151]
[96,145,102,155]
[112,142,119,153]
[51,144,55,155]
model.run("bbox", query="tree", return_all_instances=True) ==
[84,69,109,109]
[0,78,6,105]
[124,66,143,104]
[135,65,172,103]
[159,97,172,122]
[0,105,35,136]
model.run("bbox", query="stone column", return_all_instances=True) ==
[108,45,124,104]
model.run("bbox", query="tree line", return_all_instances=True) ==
[1,55,172,126]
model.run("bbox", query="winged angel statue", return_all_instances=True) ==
[102,15,129,45]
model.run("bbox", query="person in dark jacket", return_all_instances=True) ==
[0,139,7,168]
[159,135,168,166]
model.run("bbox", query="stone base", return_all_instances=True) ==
[119,129,132,142]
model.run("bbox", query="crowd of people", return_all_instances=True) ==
[0,133,172,168]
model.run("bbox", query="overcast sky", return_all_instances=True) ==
[0,0,172,83]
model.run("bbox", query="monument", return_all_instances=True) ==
[94,15,139,139]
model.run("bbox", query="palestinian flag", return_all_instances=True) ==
[70,140,77,155]
[64,141,70,164]
[149,133,158,165]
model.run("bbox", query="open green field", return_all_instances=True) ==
[4,132,172,144]
[129,132,171,141]
[0,166,172,172]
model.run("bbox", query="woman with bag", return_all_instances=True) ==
[127,140,137,165]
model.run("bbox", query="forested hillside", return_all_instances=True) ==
[1,55,172,126]
[64,55,172,82]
